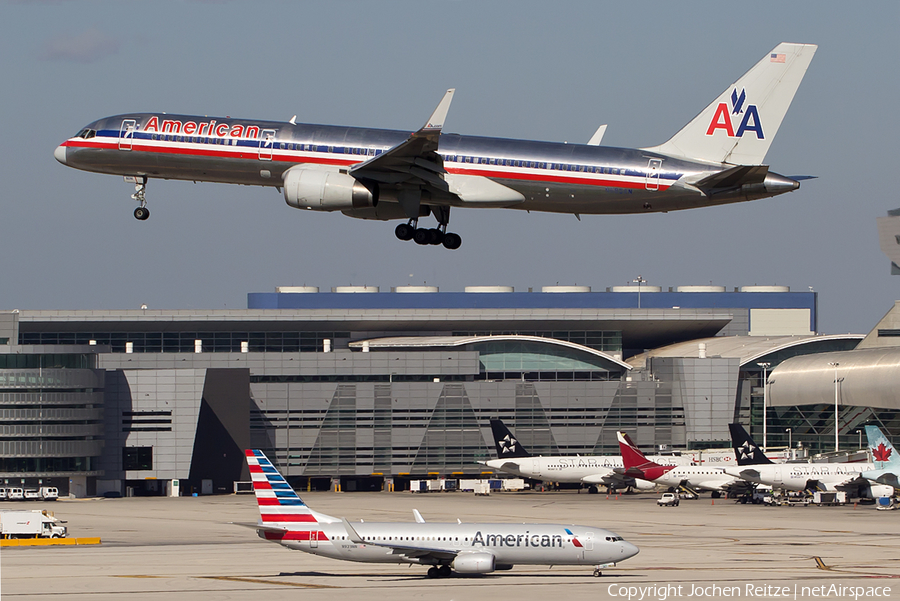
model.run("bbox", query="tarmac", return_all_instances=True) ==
[1,490,898,600]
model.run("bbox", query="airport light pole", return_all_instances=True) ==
[829,361,841,452]
[786,428,792,457]
[856,429,862,450]
[757,362,771,452]
[632,276,645,309]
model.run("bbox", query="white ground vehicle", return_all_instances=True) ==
[23,490,41,501]
[39,487,59,501]
[6,488,24,501]
[0,510,67,538]
[657,493,680,507]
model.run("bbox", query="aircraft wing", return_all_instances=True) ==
[866,470,900,489]
[341,518,459,562]
[349,90,455,217]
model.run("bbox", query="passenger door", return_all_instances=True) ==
[645,158,662,190]
[119,119,136,151]
[259,129,276,160]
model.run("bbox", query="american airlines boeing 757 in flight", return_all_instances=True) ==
[55,43,815,250]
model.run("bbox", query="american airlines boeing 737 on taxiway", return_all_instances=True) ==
[244,449,638,578]
[55,43,815,249]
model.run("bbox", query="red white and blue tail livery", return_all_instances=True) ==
[244,449,638,578]
[56,44,815,251]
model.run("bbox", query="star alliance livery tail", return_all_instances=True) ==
[490,418,531,459]
[728,423,774,466]
[644,42,817,165]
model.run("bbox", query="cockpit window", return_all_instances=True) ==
[74,128,96,139]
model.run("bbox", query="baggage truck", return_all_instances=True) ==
[0,510,67,538]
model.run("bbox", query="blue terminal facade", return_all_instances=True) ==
[3,284,854,496]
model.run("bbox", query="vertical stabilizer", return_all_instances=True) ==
[643,43,817,165]
[616,432,672,481]
[865,426,900,469]
[245,449,338,543]
[728,423,774,466]
[490,418,531,458]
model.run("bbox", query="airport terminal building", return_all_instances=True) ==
[1,284,890,496]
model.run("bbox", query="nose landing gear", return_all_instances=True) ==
[129,176,149,220]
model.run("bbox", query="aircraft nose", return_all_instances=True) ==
[54,145,67,165]
[621,541,640,559]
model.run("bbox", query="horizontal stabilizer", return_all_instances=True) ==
[694,165,769,195]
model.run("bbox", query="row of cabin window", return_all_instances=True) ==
[141,134,629,175]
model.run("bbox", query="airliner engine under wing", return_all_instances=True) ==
[244,449,638,578]
[481,418,690,491]
[55,43,816,250]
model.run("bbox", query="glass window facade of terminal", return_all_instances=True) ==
[454,330,622,354]
[0,353,104,479]
[20,332,350,353]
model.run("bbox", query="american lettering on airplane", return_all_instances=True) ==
[244,449,638,578]
[55,43,815,250]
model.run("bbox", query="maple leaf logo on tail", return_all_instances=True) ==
[873,442,892,462]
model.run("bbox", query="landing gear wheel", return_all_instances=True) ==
[442,233,462,250]
[134,207,150,221]
[427,567,439,578]
[395,223,415,241]
[438,565,452,578]
[413,228,431,245]
[428,228,444,245]
[593,569,603,578]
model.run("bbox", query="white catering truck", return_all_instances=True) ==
[0,510,67,538]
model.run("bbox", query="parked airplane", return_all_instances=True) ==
[55,43,815,250]
[482,418,691,491]
[244,449,638,578]
[723,425,890,498]
[860,425,900,493]
[728,423,782,466]
[617,432,744,496]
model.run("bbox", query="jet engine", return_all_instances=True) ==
[451,552,496,574]
[863,483,895,499]
[283,167,376,211]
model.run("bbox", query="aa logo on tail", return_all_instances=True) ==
[706,88,764,139]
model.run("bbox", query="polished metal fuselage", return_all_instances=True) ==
[266,519,638,567]
[58,112,799,216]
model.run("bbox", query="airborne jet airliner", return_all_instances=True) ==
[55,43,815,250]
[243,449,638,578]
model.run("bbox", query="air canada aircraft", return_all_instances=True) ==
[723,424,891,499]
[55,43,815,250]
[481,418,691,491]
[244,449,638,578]
[859,426,900,493]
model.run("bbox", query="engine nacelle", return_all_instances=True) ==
[451,552,496,574]
[632,479,657,491]
[864,483,895,499]
[283,167,375,211]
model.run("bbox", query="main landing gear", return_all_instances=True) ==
[129,176,150,220]
[395,220,462,250]
[426,565,453,578]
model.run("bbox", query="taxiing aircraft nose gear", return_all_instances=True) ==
[130,176,149,220]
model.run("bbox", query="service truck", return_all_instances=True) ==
[0,510,67,538]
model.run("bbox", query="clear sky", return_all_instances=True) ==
[2,0,897,335]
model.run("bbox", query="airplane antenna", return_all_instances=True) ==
[289,115,297,125]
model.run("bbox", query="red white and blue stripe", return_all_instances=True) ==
[246,449,328,542]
